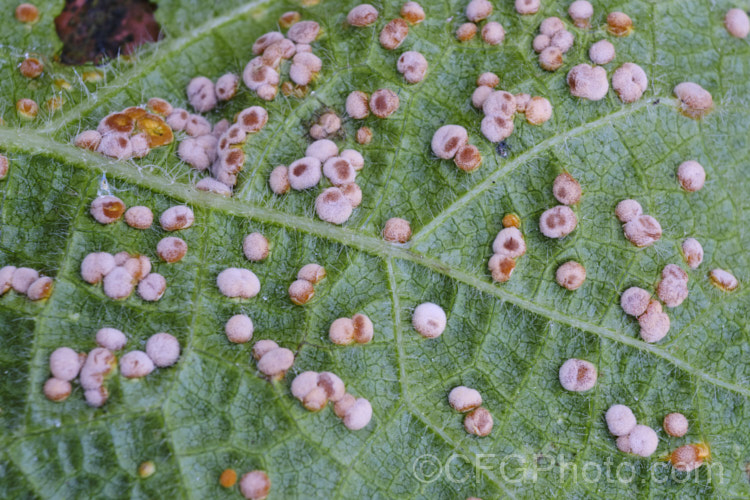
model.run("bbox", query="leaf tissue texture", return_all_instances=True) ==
[1,0,749,498]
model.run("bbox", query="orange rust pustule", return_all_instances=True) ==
[136,114,173,147]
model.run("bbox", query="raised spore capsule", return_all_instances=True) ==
[681,238,703,269]
[657,264,689,308]
[539,46,564,71]
[316,187,353,224]
[291,371,319,401]
[552,173,581,205]
[567,64,609,100]
[382,217,412,243]
[147,98,173,116]
[431,125,468,159]
[481,115,514,143]
[669,444,709,472]
[628,425,658,457]
[243,63,280,92]
[620,287,651,317]
[268,165,290,195]
[98,113,135,136]
[157,236,188,263]
[120,350,155,378]
[81,253,116,284]
[481,22,505,45]
[257,347,295,377]
[477,72,499,88]
[185,114,212,137]
[356,126,373,144]
[187,77,216,113]
[488,254,516,283]
[341,183,363,207]
[472,87,492,110]
[0,155,8,179]
[568,0,593,28]
[556,261,586,290]
[252,32,284,55]
[96,327,127,350]
[50,347,83,381]
[16,98,38,119]
[412,302,447,338]
[252,339,279,360]
[289,279,315,305]
[454,144,482,172]
[676,160,705,192]
[674,82,713,118]
[330,317,355,345]
[318,112,341,137]
[225,314,254,344]
[558,358,597,392]
[340,149,364,170]
[146,333,180,367]
[709,268,738,291]
[638,300,670,343]
[725,8,750,38]
[380,18,409,50]
[347,4,379,27]
[483,91,516,118]
[15,3,39,23]
[514,94,531,113]
[160,206,194,231]
[217,268,261,298]
[239,470,271,500]
[607,11,633,37]
[540,17,565,36]
[318,372,346,402]
[306,139,338,162]
[323,157,356,186]
[605,404,636,436]
[178,138,212,171]
[615,199,642,223]
[303,386,328,411]
[44,378,71,402]
[533,34,551,53]
[466,0,492,22]
[352,313,374,343]
[237,106,269,134]
[0,266,16,294]
[279,11,301,28]
[287,20,319,43]
[84,386,109,407]
[138,273,166,301]
[19,57,43,79]
[27,276,53,300]
[664,412,689,437]
[196,178,232,196]
[124,206,153,229]
[616,435,631,453]
[623,215,662,247]
[448,386,482,412]
[589,40,615,65]
[370,89,400,118]
[166,109,189,131]
[346,91,370,119]
[333,393,356,418]
[242,232,269,262]
[102,267,135,299]
[515,0,540,15]
[551,30,574,53]
[90,195,125,224]
[292,51,322,72]
[492,227,525,258]
[397,51,428,83]
[400,1,425,24]
[525,96,552,125]
[297,264,326,284]
[464,407,493,436]
[456,23,478,42]
[612,63,648,103]
[343,398,373,430]
[539,206,578,238]
[79,347,115,390]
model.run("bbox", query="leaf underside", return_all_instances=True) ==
[1,0,749,499]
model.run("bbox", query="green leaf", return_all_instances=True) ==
[1,0,749,498]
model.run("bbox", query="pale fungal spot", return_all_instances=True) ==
[466,0,492,22]
[481,22,505,45]
[287,20,320,43]
[147,98,173,116]
[157,236,187,263]
[412,302,447,338]
[97,134,133,159]
[346,91,370,119]
[620,287,651,317]
[146,332,180,367]
[16,98,38,119]
[539,47,564,71]
[318,372,346,402]
[676,160,706,192]
[214,74,239,102]
[483,91,516,118]
[525,96,552,125]
[79,347,115,390]
[674,82,713,118]
[356,126,373,144]
[481,115,514,142]
[352,313,374,343]
[196,178,232,196]
[293,52,322,73]
[252,339,278,360]
[615,199,642,223]
[638,300,670,343]
[515,94,531,113]
[178,138,213,170]
[0,155,8,179]
[297,263,326,284]
[370,89,400,118]
[669,444,709,472]
[166,109,189,131]
[257,347,295,377]
[185,114,212,137]
[477,72,499,88]
[90,195,125,224]
[589,40,615,65]
[96,327,127,351]
[551,30,574,53]
[303,386,328,411]
[605,404,637,437]
[397,51,428,83]
[709,268,738,291]
[241,232,269,262]
[472,86,493,109]
[323,157,356,186]
[657,264,689,308]
[243,63,280,92]
[333,393,356,418]
[617,436,631,453]
[606,11,633,37]
[138,273,166,301]
[27,276,53,300]
[378,217,412,244]
[556,261,586,290]
[456,23,478,42]
[44,378,71,402]
[539,205,578,238]
[725,8,750,38]
[239,470,270,500]
[568,0,593,28]
[279,11,301,29]
[628,425,658,457]
[380,18,409,50]
[225,314,254,344]
[343,397,373,430]
[448,386,482,412]
[15,3,39,23]
[50,347,83,381]
[488,253,516,283]
[623,215,662,247]
[681,238,703,269]
[464,407,493,437]
[252,32,284,55]
[289,279,315,305]
[84,386,109,407]
[454,144,482,172]
[552,173,581,205]
[329,317,355,345]
[102,267,135,300]
[612,63,648,103]
[306,139,338,162]
[431,125,468,159]
[120,350,155,378]
[269,165,290,194]
[237,106,269,134]
[492,227,526,258]
[533,34,551,53]
[187,76,217,113]
[348,4,379,26]
[664,412,689,437]
[123,206,153,230]
[160,206,194,231]
[540,17,565,36]
[558,358,597,392]
[515,0,540,15]
[341,183,363,207]
[217,268,261,299]
[11,267,38,294]
[340,149,364,170]
[567,64,609,100]
[401,2,425,24]
[81,252,116,284]
[0,266,15,295]
[316,187,353,224]
[291,371,319,401]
